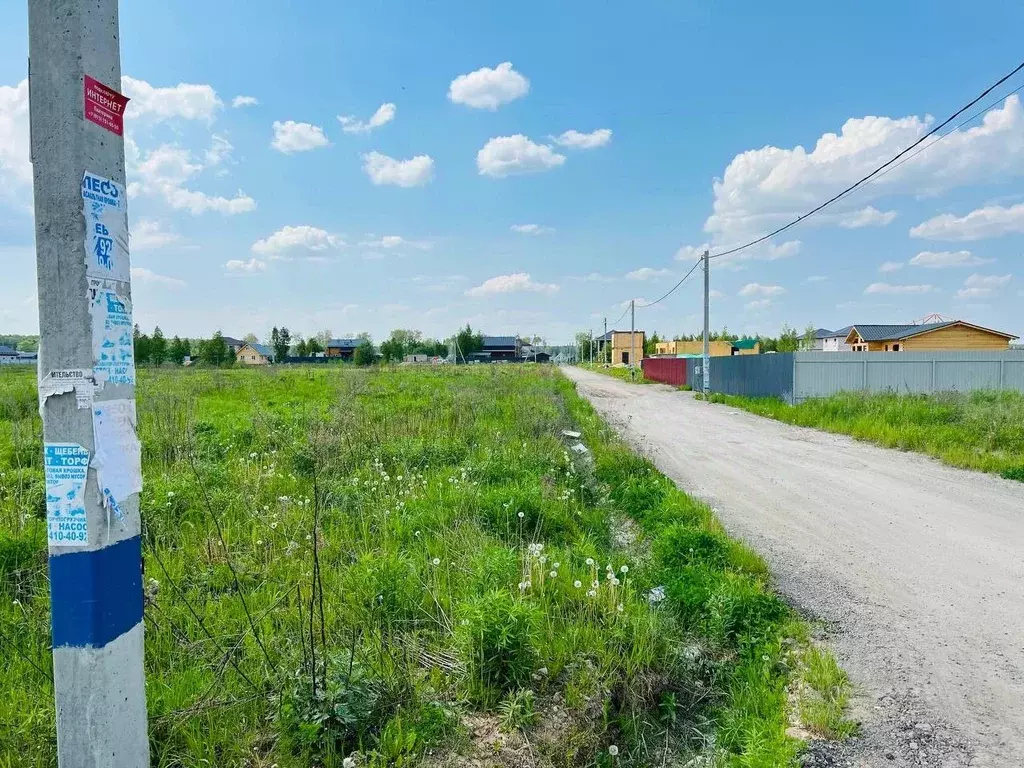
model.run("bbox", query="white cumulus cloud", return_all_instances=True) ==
[626,267,673,281]
[131,219,180,250]
[477,135,565,178]
[863,282,936,294]
[132,142,255,215]
[909,250,993,268]
[122,76,222,122]
[271,120,330,153]
[359,234,429,249]
[956,273,1012,299]
[225,258,266,274]
[910,203,1024,241]
[362,151,434,187]
[552,128,612,149]
[738,283,786,297]
[448,62,529,110]
[466,272,559,297]
[510,224,553,235]
[837,206,898,229]
[675,243,711,262]
[232,95,259,108]
[132,142,256,215]
[0,79,30,189]
[338,103,396,134]
[130,267,186,288]
[705,95,1024,243]
[879,261,904,273]
[252,225,344,256]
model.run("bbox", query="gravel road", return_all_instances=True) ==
[563,367,1024,767]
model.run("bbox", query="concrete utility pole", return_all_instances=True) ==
[702,249,711,393]
[630,299,636,379]
[603,317,607,364]
[28,1,149,766]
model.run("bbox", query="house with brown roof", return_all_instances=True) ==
[844,321,1017,352]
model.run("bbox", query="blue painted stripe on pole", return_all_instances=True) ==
[49,535,143,648]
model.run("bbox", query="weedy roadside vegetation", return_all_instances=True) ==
[1,364,851,767]
[578,364,651,385]
[700,390,1024,481]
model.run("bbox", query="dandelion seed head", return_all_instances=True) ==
[432,557,440,566]
[574,580,582,588]
[585,558,594,566]
[608,745,619,756]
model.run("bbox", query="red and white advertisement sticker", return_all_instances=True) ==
[83,75,129,136]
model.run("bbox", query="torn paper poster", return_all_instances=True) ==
[38,369,95,414]
[45,443,90,546]
[89,288,135,388]
[82,171,130,283]
[91,399,142,520]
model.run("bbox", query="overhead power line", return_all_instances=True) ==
[707,59,1024,262]
[635,256,703,309]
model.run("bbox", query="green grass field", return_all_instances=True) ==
[1,365,850,767]
[701,390,1024,481]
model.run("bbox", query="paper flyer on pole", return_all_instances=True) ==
[89,288,135,387]
[82,171,130,284]
[44,443,91,546]
[91,399,143,519]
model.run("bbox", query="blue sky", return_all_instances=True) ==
[2,1,1023,344]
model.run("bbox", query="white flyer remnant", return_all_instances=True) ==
[89,288,135,387]
[45,443,90,546]
[91,398,142,519]
[38,369,95,413]
[82,171,130,283]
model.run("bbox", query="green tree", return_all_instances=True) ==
[293,337,309,357]
[645,331,662,356]
[354,340,375,366]
[455,324,484,360]
[574,331,596,362]
[271,327,291,363]
[306,337,324,356]
[168,336,189,364]
[150,326,167,365]
[776,324,800,353]
[133,324,151,365]
[802,323,817,351]
[243,332,259,343]
[201,331,229,365]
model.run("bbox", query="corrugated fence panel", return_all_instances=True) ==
[706,353,795,401]
[792,350,1024,401]
[866,360,934,394]
[795,356,866,400]
[641,358,687,386]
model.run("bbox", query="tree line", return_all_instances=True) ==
[130,326,452,367]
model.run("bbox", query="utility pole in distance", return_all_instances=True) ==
[630,299,636,379]
[28,1,149,766]
[603,317,607,364]
[702,249,710,393]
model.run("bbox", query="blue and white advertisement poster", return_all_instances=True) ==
[90,288,135,387]
[45,443,90,546]
[82,171,129,284]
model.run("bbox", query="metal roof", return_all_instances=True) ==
[250,343,274,358]
[848,322,954,342]
[481,336,518,348]
[0,345,18,356]
[816,326,852,339]
[327,338,362,348]
[731,337,759,350]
